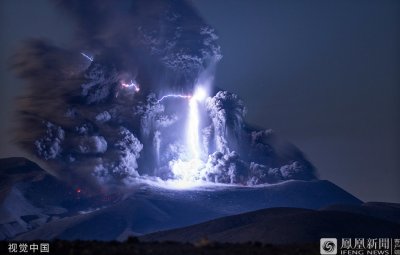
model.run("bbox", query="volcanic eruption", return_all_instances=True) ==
[3,0,399,246]
[11,0,317,193]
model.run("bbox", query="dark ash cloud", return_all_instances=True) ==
[11,0,316,192]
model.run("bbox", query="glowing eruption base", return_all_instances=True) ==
[170,158,204,182]
[168,86,207,183]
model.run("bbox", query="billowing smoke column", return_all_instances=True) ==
[11,0,316,192]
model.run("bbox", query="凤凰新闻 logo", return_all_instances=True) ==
[321,238,338,255]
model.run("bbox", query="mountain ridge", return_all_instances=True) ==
[0,157,364,241]
[142,204,400,244]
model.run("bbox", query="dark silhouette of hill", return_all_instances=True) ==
[322,202,400,224]
[142,204,400,244]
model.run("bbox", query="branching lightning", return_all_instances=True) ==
[80,52,94,62]
[121,80,140,92]
[157,94,191,103]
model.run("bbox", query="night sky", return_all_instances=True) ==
[1,0,399,202]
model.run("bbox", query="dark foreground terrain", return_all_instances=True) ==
[1,157,362,241]
[142,204,400,244]
[0,238,319,255]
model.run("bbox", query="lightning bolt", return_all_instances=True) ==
[80,52,94,62]
[121,80,140,92]
[157,94,191,103]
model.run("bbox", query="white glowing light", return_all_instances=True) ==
[187,86,207,159]
[80,52,93,62]
[121,80,140,92]
[188,96,201,159]
[168,86,208,184]
[193,86,207,102]
[137,177,218,190]
[170,159,204,182]
[163,180,200,190]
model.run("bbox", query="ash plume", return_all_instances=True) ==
[11,0,316,192]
